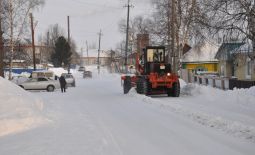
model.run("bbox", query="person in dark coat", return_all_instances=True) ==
[59,75,67,93]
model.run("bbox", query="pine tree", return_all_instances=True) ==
[51,36,72,67]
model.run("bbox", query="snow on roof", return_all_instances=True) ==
[3,59,26,63]
[0,77,45,137]
[183,42,219,62]
[48,67,68,77]
[81,49,110,58]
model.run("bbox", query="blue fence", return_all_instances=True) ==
[4,68,44,74]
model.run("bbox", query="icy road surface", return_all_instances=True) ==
[0,68,255,155]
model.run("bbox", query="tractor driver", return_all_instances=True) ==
[153,50,160,62]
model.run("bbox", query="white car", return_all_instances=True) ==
[61,73,76,87]
[11,76,29,85]
[19,77,60,92]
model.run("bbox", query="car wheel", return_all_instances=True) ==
[47,85,55,92]
[72,82,76,87]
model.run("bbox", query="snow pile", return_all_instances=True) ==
[233,86,255,98]
[0,77,46,137]
[180,84,255,142]
[4,72,31,80]
[183,42,219,62]
[48,67,68,77]
[182,84,255,105]
[128,82,255,143]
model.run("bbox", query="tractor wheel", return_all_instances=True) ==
[136,78,144,94]
[136,77,149,95]
[123,76,132,94]
[143,79,150,95]
[168,80,180,97]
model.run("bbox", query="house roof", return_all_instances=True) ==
[183,42,219,62]
[215,42,245,59]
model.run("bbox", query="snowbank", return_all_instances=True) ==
[127,82,255,143]
[48,67,68,77]
[0,77,46,137]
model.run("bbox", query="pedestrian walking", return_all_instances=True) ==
[59,75,67,93]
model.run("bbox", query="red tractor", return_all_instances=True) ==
[121,46,180,97]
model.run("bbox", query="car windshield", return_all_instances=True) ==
[65,75,73,78]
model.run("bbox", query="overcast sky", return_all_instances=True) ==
[34,0,153,52]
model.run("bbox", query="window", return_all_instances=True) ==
[147,49,164,63]
[247,60,252,76]
[30,78,38,82]
[65,75,73,78]
[147,49,154,62]
[220,65,225,76]
[38,78,48,81]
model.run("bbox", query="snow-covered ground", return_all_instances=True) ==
[0,66,255,155]
[0,77,46,137]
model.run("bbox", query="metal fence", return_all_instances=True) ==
[191,75,255,90]
[229,79,255,90]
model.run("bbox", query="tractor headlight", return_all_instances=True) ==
[167,73,171,76]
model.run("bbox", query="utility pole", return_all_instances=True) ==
[0,0,4,77]
[86,40,89,65]
[67,16,71,73]
[67,16,70,44]
[124,0,133,74]
[9,0,13,80]
[80,48,83,66]
[97,29,102,74]
[30,13,36,71]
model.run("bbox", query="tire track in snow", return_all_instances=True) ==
[94,117,125,155]
[127,88,255,143]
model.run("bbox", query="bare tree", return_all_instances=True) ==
[201,0,255,57]
[41,24,65,63]
[151,0,208,47]
[0,0,4,77]
[118,15,154,54]
[40,24,79,65]
[69,38,80,65]
[1,0,44,79]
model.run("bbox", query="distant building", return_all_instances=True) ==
[3,45,48,69]
[80,49,111,66]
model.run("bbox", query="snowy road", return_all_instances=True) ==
[0,69,255,155]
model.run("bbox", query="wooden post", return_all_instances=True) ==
[221,79,225,90]
[30,13,36,71]
[213,78,216,87]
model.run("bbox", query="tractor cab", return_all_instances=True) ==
[140,46,171,76]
